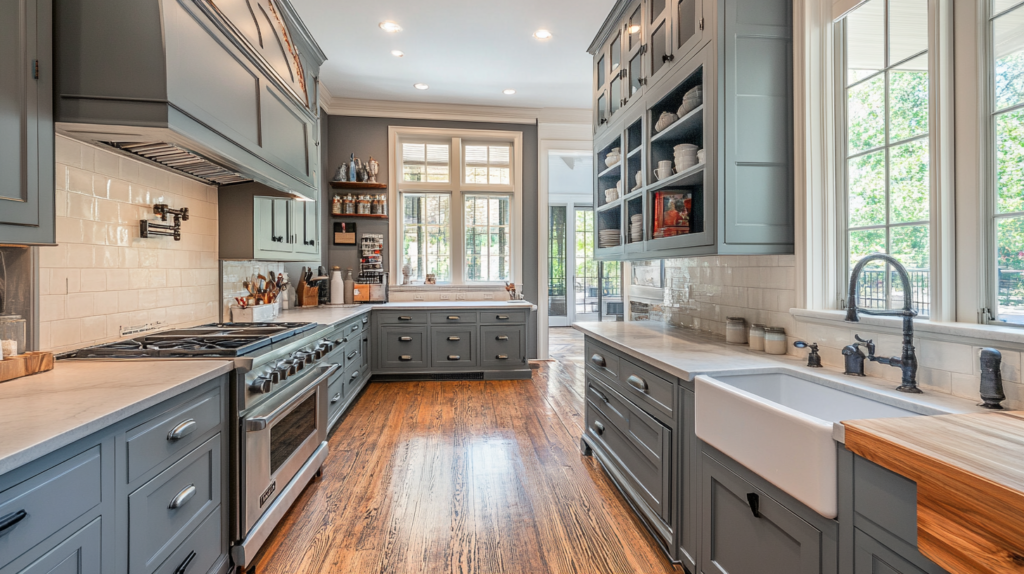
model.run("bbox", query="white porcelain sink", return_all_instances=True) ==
[695,369,922,518]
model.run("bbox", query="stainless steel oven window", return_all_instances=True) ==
[270,393,317,474]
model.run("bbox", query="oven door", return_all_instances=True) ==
[241,363,338,535]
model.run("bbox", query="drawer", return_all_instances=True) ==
[128,435,220,574]
[340,320,362,338]
[586,399,672,524]
[617,359,676,420]
[327,375,345,420]
[701,454,823,574]
[0,447,102,570]
[126,387,222,483]
[430,327,476,367]
[152,506,223,574]
[376,311,428,325]
[10,517,102,574]
[480,310,527,324]
[380,326,428,369]
[480,325,526,368]
[358,314,370,331]
[584,340,620,381]
[342,363,366,399]
[341,337,362,367]
[429,311,478,324]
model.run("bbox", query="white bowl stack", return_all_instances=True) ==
[599,229,621,248]
[604,187,619,203]
[630,214,643,243]
[677,85,704,117]
[674,143,700,172]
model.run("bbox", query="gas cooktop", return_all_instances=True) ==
[57,322,317,359]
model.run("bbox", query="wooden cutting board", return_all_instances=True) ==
[844,411,1024,574]
[0,351,55,383]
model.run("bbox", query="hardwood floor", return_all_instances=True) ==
[251,355,681,574]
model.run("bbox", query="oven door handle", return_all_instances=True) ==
[245,364,340,432]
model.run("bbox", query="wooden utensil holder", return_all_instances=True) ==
[0,351,55,384]
[297,283,320,307]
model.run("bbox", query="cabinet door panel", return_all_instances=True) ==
[702,454,822,574]
[380,327,428,369]
[261,85,311,181]
[15,518,101,574]
[293,199,318,255]
[255,197,292,254]
[854,530,936,574]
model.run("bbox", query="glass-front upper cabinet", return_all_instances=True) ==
[623,0,646,111]
[675,0,706,65]
[596,51,609,128]
[648,0,674,87]
[609,30,623,117]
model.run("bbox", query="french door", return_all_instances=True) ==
[549,205,622,325]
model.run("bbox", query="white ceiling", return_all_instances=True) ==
[290,0,615,110]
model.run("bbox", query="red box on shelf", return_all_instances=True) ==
[652,192,692,238]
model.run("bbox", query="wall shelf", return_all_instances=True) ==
[329,213,389,219]
[329,181,387,189]
[650,105,704,144]
[648,164,705,193]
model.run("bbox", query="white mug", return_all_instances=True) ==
[655,167,674,180]
[658,160,674,171]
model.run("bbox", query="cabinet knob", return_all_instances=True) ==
[594,421,605,435]
[662,54,674,63]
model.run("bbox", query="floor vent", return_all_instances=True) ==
[103,142,253,186]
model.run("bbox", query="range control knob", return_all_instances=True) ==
[317,340,334,353]
[248,376,273,394]
[277,360,296,378]
[290,355,306,371]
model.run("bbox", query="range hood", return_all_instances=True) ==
[54,0,325,198]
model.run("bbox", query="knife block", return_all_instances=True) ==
[297,283,320,307]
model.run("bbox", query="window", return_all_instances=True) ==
[391,128,523,285]
[991,0,1024,324]
[402,193,451,282]
[464,195,511,282]
[840,0,932,316]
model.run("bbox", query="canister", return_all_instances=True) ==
[725,317,747,345]
[764,327,788,355]
[749,324,765,351]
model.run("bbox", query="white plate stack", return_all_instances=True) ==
[674,143,700,173]
[630,214,643,243]
[599,229,621,248]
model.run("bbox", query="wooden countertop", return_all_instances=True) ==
[844,411,1024,574]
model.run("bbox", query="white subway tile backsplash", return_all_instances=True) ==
[40,136,220,353]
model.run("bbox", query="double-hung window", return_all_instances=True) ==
[990,0,1024,324]
[839,0,933,316]
[392,129,522,285]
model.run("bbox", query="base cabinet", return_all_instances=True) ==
[15,518,101,574]
[325,315,373,431]
[701,454,824,574]
[855,530,933,574]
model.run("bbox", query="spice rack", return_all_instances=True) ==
[357,234,385,284]
[331,189,389,218]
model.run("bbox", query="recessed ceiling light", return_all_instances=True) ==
[391,50,404,57]
[503,89,516,95]
[628,25,641,34]
[379,21,402,33]
[414,83,429,90]
[533,29,552,40]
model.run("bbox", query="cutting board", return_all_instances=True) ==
[0,352,55,383]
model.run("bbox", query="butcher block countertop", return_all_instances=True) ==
[844,411,1024,574]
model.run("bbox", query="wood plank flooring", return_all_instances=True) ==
[251,347,681,574]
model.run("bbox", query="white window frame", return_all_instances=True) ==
[388,126,524,286]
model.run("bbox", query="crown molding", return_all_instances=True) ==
[317,90,592,126]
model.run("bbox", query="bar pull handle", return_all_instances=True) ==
[347,350,358,360]
[591,386,609,403]
[447,336,461,341]
[350,371,359,380]
[448,355,461,361]
[399,355,412,361]
[496,354,509,360]
[398,316,413,321]
[167,419,197,441]
[627,374,648,392]
[496,335,509,341]
[169,484,197,509]
[447,315,460,320]
[496,315,510,320]
[747,493,761,518]
[174,551,197,574]
[399,336,413,342]
[0,510,27,536]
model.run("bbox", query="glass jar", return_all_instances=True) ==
[764,327,787,355]
[725,317,747,345]
[379,194,388,216]
[357,194,371,214]
[342,194,355,214]
[331,194,341,215]
[370,194,382,214]
[749,324,765,352]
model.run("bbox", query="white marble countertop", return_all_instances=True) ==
[274,301,536,328]
[0,359,235,476]
[572,321,986,442]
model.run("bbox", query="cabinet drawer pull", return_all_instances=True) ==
[627,375,648,392]
[591,387,609,403]
[167,419,197,441]
[447,336,461,341]
[351,325,360,333]
[350,371,360,380]
[399,355,413,361]
[496,315,510,320]
[399,336,413,342]
[496,335,509,341]
[590,353,606,367]
[496,354,509,360]
[747,493,760,518]
[398,316,413,321]
[362,317,368,324]
[174,550,197,574]
[168,484,197,509]
[447,315,460,320]
[448,355,461,361]
[0,510,27,535]
[331,393,341,404]
[347,350,358,360]
[594,421,605,435]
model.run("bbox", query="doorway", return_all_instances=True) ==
[548,204,623,326]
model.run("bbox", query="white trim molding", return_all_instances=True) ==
[321,94,593,127]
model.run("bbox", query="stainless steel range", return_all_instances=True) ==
[58,320,352,570]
